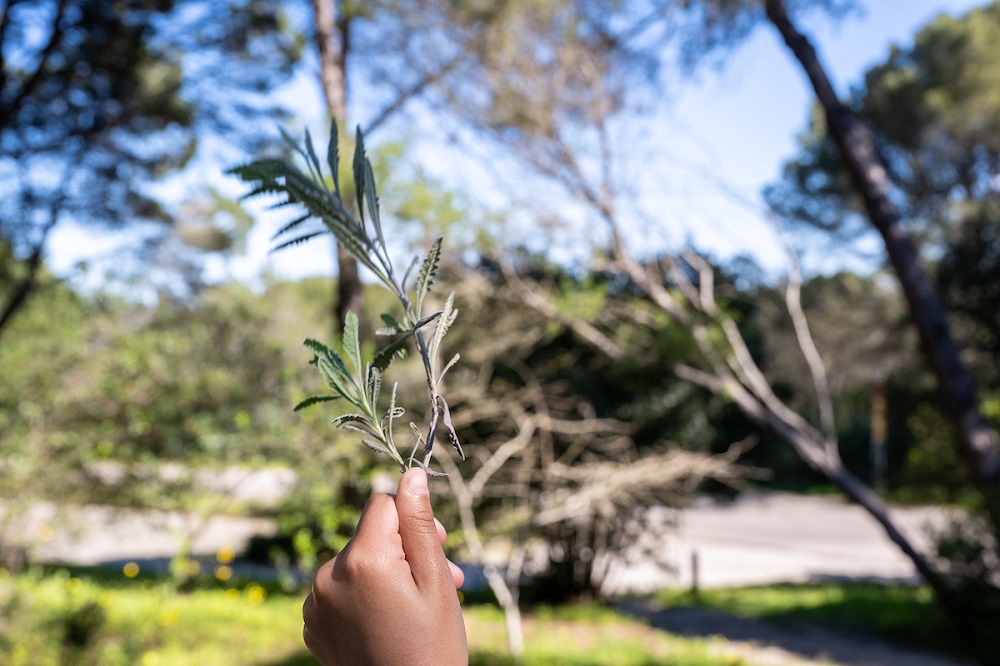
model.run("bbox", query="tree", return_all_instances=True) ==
[759,0,1000,534]
[0,0,300,342]
[309,0,363,331]
[430,263,749,656]
[381,0,1000,651]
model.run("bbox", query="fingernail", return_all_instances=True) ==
[406,468,429,495]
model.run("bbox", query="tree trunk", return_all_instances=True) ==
[0,250,42,343]
[764,0,1000,529]
[311,0,363,333]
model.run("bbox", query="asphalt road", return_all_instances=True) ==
[18,481,955,593]
[601,491,956,594]
[11,482,970,666]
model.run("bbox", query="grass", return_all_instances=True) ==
[656,582,967,659]
[0,566,746,666]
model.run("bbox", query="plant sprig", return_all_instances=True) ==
[229,120,464,475]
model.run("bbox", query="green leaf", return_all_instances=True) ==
[430,291,457,361]
[328,119,340,196]
[278,127,309,164]
[271,214,312,242]
[362,438,393,456]
[271,231,325,253]
[414,238,443,318]
[363,158,385,252]
[438,353,460,387]
[340,422,376,436]
[343,311,362,375]
[380,313,403,330]
[317,355,355,400]
[330,413,368,427]
[366,365,381,411]
[293,394,339,411]
[303,338,334,357]
[352,126,367,227]
[437,395,465,460]
[372,335,410,372]
[304,128,324,183]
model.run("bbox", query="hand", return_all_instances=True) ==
[302,468,468,666]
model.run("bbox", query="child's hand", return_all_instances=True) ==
[302,468,468,665]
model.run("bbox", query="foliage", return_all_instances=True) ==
[765,1,1000,253]
[0,0,301,337]
[434,261,751,603]
[231,121,464,474]
[0,567,747,666]
[658,582,969,660]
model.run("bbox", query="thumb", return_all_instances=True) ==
[395,468,451,590]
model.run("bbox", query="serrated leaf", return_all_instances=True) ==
[375,327,400,336]
[341,423,377,437]
[303,338,333,358]
[352,126,366,227]
[363,158,385,252]
[293,394,339,411]
[330,413,367,427]
[318,355,355,400]
[380,313,403,330]
[401,255,419,294]
[362,438,393,456]
[437,395,465,460]
[372,335,410,372]
[413,310,442,331]
[414,238,442,319]
[343,311,362,375]
[270,231,325,253]
[304,128,324,183]
[409,422,425,445]
[279,126,309,164]
[438,353,460,387]
[271,214,312,242]
[366,365,381,411]
[328,119,340,196]
[429,291,456,360]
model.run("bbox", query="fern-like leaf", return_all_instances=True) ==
[271,232,325,253]
[437,395,465,460]
[327,118,340,196]
[373,335,410,372]
[343,312,362,375]
[270,214,313,242]
[366,365,381,413]
[330,413,368,427]
[352,126,367,227]
[414,238,443,319]
[304,128,324,183]
[363,439,393,456]
[363,158,385,254]
[293,394,339,411]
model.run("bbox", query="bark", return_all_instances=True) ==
[0,247,43,342]
[311,0,363,333]
[764,0,1000,525]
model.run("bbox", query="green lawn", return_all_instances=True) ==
[0,567,745,666]
[656,582,966,660]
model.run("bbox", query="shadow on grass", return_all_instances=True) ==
[626,580,974,666]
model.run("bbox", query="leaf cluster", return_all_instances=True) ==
[229,121,464,474]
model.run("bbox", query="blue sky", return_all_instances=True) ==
[47,0,990,287]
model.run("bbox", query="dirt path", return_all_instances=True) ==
[618,600,973,666]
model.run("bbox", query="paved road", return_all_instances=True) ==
[17,484,954,590]
[601,491,956,594]
[11,483,969,666]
